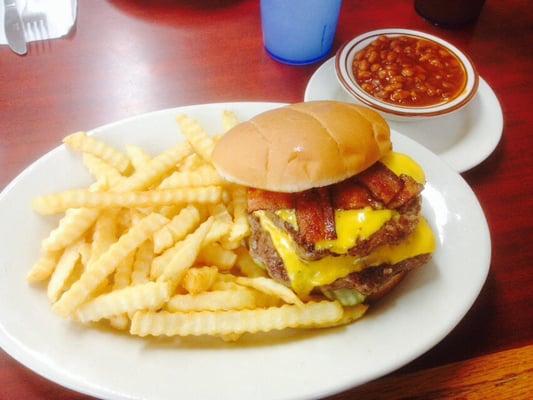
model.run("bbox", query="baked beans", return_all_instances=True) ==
[352,35,466,107]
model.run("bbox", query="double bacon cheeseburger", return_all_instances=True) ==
[212,101,435,306]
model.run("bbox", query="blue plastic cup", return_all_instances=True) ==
[260,0,343,65]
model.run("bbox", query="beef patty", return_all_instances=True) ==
[247,196,430,298]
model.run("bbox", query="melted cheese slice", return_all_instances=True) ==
[380,152,426,184]
[257,211,363,296]
[316,208,396,254]
[257,211,436,297]
[275,209,298,230]
[364,217,435,266]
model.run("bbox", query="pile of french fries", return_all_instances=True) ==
[27,111,367,341]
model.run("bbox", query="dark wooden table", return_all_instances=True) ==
[1,1,532,399]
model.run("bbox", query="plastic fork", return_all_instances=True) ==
[22,2,49,42]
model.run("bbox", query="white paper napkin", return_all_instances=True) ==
[0,0,77,44]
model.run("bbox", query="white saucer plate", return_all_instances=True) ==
[305,57,503,173]
[0,102,490,400]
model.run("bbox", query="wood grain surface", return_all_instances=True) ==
[334,344,533,400]
[0,0,532,399]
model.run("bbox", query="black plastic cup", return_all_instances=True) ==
[415,0,486,27]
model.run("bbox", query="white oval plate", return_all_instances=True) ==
[0,102,490,400]
[305,57,503,173]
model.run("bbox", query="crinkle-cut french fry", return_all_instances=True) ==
[47,241,84,302]
[63,132,131,174]
[109,314,130,330]
[125,145,151,171]
[27,249,62,283]
[37,181,107,272]
[197,243,237,271]
[207,203,234,248]
[41,208,101,252]
[39,179,109,252]
[153,205,200,254]
[222,110,240,133]
[253,292,283,308]
[150,241,183,280]
[52,213,169,317]
[182,266,218,294]
[62,259,84,294]
[157,218,214,286]
[113,251,135,290]
[89,225,161,325]
[130,301,343,337]
[175,114,215,162]
[227,186,250,243]
[178,153,205,172]
[204,219,231,245]
[91,279,111,299]
[91,177,110,191]
[135,207,154,216]
[130,209,145,226]
[207,203,240,250]
[196,204,210,221]
[113,142,191,193]
[218,333,242,342]
[82,153,123,187]
[211,274,275,296]
[235,247,267,278]
[166,288,258,312]
[309,304,369,328]
[87,210,118,296]
[152,223,176,256]
[89,209,118,266]
[215,273,238,282]
[158,166,224,190]
[208,203,232,224]
[116,142,192,192]
[76,282,171,323]
[157,205,181,219]
[33,186,223,215]
[78,242,92,268]
[150,213,221,279]
[221,189,231,204]
[235,277,303,307]
[211,281,243,291]
[131,240,154,285]
[116,208,132,232]
[220,238,241,251]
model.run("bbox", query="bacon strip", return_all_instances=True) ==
[358,162,403,205]
[247,162,422,245]
[331,179,381,210]
[247,188,294,212]
[387,175,423,209]
[295,188,336,243]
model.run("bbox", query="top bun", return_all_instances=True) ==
[211,101,391,193]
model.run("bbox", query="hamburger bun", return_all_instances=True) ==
[211,101,391,193]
